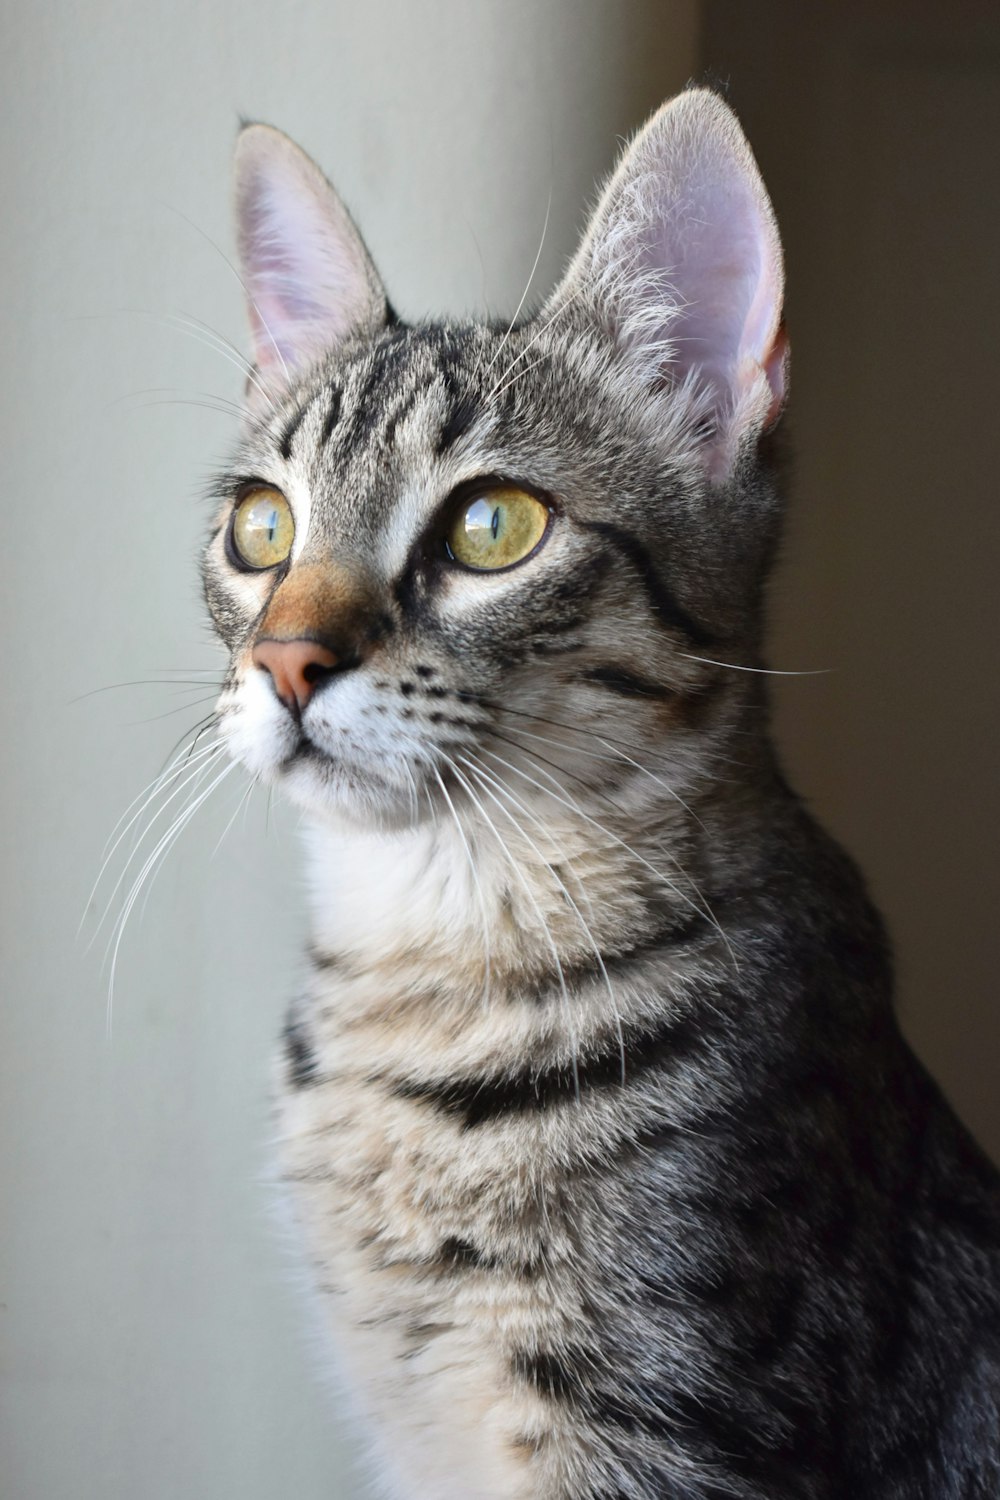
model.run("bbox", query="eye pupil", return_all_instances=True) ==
[490,507,500,539]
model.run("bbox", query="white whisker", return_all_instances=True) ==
[477,187,552,392]
[92,745,226,954]
[486,722,713,911]
[161,203,291,389]
[490,350,551,404]
[488,699,693,774]
[212,773,260,859]
[677,652,830,677]
[479,745,739,974]
[105,758,237,1037]
[491,716,709,835]
[163,312,277,414]
[444,756,580,1099]
[484,293,574,405]
[83,739,224,940]
[110,386,251,420]
[461,753,625,1084]
[431,766,491,1005]
[96,731,217,863]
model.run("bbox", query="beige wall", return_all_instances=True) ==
[8,7,994,1497]
[702,2,1000,1157]
[0,5,699,1498]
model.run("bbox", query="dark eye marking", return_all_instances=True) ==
[579,520,716,647]
[578,665,673,701]
[319,385,342,446]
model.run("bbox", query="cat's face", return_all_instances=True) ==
[205,93,787,830]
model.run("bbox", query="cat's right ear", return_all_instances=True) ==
[233,124,388,403]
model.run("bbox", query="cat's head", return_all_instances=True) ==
[204,89,787,830]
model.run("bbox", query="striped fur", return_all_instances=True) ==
[202,92,1000,1498]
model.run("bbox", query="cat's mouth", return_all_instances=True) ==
[277,728,414,818]
[282,734,326,768]
[222,671,440,823]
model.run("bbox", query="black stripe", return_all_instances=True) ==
[579,664,673,700]
[278,403,307,461]
[580,520,715,646]
[382,387,421,449]
[437,368,479,452]
[511,1348,591,1401]
[531,638,584,657]
[506,913,711,1007]
[308,944,351,975]
[436,1237,541,1277]
[283,1017,319,1089]
[438,1236,491,1270]
[346,328,411,449]
[374,1236,543,1279]
[401,1319,455,1358]
[319,386,341,445]
[386,1008,705,1128]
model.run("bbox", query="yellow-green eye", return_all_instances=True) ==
[231,487,295,570]
[446,486,550,571]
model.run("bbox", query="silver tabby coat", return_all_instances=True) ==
[203,91,1000,1498]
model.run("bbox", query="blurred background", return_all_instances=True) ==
[1,2,997,1496]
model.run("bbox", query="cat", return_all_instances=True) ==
[203,88,1000,1499]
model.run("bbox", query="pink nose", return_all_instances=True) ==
[252,637,340,714]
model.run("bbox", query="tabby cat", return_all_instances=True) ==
[203,89,1000,1499]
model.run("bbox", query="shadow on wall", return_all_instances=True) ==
[702,0,1000,1158]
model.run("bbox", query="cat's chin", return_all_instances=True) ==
[274,742,429,833]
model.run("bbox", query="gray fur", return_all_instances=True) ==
[202,91,1000,1499]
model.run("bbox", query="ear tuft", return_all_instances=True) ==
[548,88,787,480]
[233,124,388,399]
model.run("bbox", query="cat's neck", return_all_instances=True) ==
[298,765,745,991]
[302,815,489,975]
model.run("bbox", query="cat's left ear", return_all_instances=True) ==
[233,124,389,401]
[546,89,787,482]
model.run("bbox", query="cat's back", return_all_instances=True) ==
[584,792,1000,1498]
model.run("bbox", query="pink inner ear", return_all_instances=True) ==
[549,92,788,473]
[244,194,333,374]
[235,126,385,392]
[643,166,784,433]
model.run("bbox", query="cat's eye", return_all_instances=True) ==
[230,487,295,570]
[445,486,550,572]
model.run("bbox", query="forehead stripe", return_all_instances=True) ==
[382,387,422,450]
[278,401,307,461]
[344,332,412,452]
[437,368,479,453]
[319,385,341,446]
